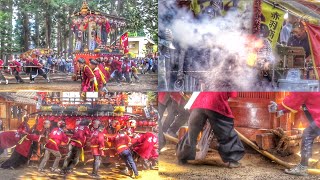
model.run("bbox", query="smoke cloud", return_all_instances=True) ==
[159,1,278,91]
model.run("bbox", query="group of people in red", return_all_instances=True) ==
[0,116,158,179]
[79,56,140,92]
[0,56,49,84]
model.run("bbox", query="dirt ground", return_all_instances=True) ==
[0,156,160,180]
[0,73,157,92]
[159,143,319,180]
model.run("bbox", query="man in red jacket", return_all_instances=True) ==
[97,57,110,84]
[78,58,96,92]
[108,129,141,179]
[29,58,50,84]
[176,92,244,167]
[38,121,70,172]
[61,119,91,174]
[111,57,123,86]
[1,133,42,169]
[89,59,107,92]
[90,120,105,178]
[17,115,31,135]
[268,92,320,176]
[9,59,24,83]
[132,131,158,170]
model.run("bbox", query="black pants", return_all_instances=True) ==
[63,145,81,170]
[13,70,23,82]
[30,69,47,81]
[92,155,101,175]
[162,99,178,133]
[1,150,28,169]
[176,108,245,163]
[300,121,320,166]
[114,71,122,83]
[167,100,189,134]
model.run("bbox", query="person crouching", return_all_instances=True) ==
[61,119,90,174]
[38,121,70,173]
[0,133,42,169]
[108,129,141,179]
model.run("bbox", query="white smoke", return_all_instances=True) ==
[160,1,277,91]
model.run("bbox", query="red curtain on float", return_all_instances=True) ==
[305,22,320,80]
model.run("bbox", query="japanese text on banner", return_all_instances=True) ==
[261,2,285,48]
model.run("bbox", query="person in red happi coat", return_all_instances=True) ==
[89,59,107,92]
[17,115,31,135]
[108,129,141,179]
[97,57,110,83]
[111,57,123,85]
[9,59,24,83]
[268,92,320,176]
[89,120,105,178]
[29,58,49,83]
[38,121,69,172]
[132,131,158,170]
[61,119,91,174]
[176,92,244,167]
[1,133,42,169]
[78,58,96,92]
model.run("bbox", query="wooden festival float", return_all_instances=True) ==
[71,1,127,81]
[30,92,157,163]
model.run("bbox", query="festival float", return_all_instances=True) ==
[71,1,128,81]
[29,92,157,163]
[19,48,54,59]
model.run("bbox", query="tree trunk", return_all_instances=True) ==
[7,0,13,59]
[45,6,52,49]
[68,8,73,56]
[34,10,40,47]
[57,21,61,55]
[22,11,29,52]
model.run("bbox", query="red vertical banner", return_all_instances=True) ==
[120,32,129,54]
[305,22,320,80]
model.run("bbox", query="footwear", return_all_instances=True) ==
[91,173,100,178]
[51,168,60,173]
[9,166,14,170]
[120,167,130,176]
[284,164,308,176]
[60,170,67,175]
[166,130,178,138]
[134,174,142,179]
[46,77,50,83]
[178,159,187,165]
[5,80,8,84]
[30,81,35,84]
[228,161,241,168]
[38,168,44,172]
